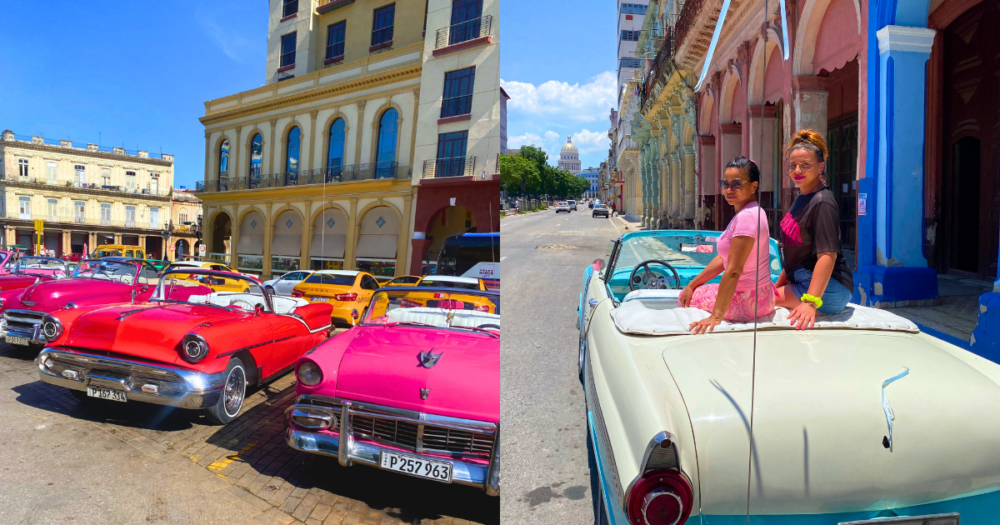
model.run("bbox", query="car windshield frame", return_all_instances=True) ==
[416,278,480,290]
[12,256,69,277]
[71,258,144,284]
[360,286,500,333]
[153,268,273,313]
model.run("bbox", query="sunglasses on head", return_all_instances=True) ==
[719,179,755,191]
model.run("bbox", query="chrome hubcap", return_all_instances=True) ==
[224,367,245,416]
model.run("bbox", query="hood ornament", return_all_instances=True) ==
[420,388,430,400]
[21,300,37,307]
[418,350,442,369]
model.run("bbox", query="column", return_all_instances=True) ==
[203,131,211,185]
[301,201,312,270]
[229,211,240,266]
[139,235,146,252]
[232,126,243,180]
[308,110,319,171]
[268,118,278,176]
[682,145,696,226]
[62,231,71,258]
[354,101,367,165]
[669,151,681,225]
[855,26,939,306]
[396,195,412,278]
[792,75,829,139]
[114,233,122,245]
[345,198,359,270]
[697,135,717,229]
[88,232,97,253]
[748,105,777,208]
[262,203,273,279]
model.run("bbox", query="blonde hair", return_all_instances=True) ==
[786,129,828,164]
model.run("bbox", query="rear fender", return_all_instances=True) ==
[293,303,334,331]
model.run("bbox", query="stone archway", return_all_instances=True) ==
[236,210,265,273]
[209,212,232,259]
[424,206,477,271]
[355,205,400,280]
[271,208,304,275]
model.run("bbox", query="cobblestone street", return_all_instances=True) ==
[0,342,498,525]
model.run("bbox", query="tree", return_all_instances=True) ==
[499,154,539,197]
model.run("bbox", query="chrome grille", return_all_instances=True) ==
[422,426,495,455]
[4,309,44,332]
[351,414,419,449]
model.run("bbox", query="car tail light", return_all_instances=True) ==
[474,305,489,312]
[334,293,357,301]
[626,470,692,525]
[291,290,304,298]
[433,293,447,299]
[400,299,420,308]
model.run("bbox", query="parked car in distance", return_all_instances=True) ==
[93,244,147,259]
[262,270,312,296]
[0,259,160,351]
[0,257,70,292]
[292,270,381,326]
[592,204,610,218]
[555,202,571,213]
[384,275,421,287]
[0,251,14,275]
[416,276,487,291]
[588,201,595,209]
[285,287,500,495]
[567,200,578,211]
[36,269,333,424]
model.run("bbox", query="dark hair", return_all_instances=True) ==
[725,156,760,183]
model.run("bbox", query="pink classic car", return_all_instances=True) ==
[285,287,500,496]
[0,259,158,350]
[0,250,13,275]
[0,256,70,292]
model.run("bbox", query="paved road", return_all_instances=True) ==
[0,337,497,525]
[500,208,623,525]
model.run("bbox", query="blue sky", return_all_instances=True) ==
[0,1,618,187]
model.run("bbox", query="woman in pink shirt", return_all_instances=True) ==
[679,157,775,333]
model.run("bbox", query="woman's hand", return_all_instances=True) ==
[788,302,817,330]
[678,285,695,307]
[688,314,723,335]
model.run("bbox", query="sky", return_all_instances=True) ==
[0,1,618,186]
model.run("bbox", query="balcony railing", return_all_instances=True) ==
[2,133,169,159]
[440,95,473,118]
[8,212,163,230]
[196,163,411,193]
[1,174,172,197]
[421,156,476,179]
[641,28,674,111]
[434,15,493,49]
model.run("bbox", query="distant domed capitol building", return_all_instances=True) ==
[558,136,582,174]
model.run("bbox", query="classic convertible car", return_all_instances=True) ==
[36,269,333,424]
[580,230,1000,524]
[285,287,499,495]
[0,259,159,350]
[0,256,70,292]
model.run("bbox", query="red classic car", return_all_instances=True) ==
[0,259,159,350]
[36,269,333,424]
[0,256,70,292]
[285,287,500,495]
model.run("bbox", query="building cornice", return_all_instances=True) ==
[0,180,173,202]
[200,64,423,127]
[0,141,174,167]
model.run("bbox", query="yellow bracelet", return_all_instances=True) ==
[801,294,823,309]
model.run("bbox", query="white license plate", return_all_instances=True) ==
[86,386,127,403]
[5,335,29,346]
[378,451,453,483]
[840,513,959,525]
[311,297,329,302]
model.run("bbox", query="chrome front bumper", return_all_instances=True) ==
[0,324,47,345]
[285,396,500,496]
[36,348,226,410]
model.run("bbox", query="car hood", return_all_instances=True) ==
[331,326,499,422]
[0,274,56,290]
[7,278,133,312]
[61,303,240,366]
[660,330,1000,515]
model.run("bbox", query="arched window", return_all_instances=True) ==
[249,133,263,185]
[219,139,230,178]
[285,126,300,181]
[327,119,346,178]
[375,109,398,178]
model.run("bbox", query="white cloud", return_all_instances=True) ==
[502,71,617,124]
[196,5,256,64]
[571,129,610,155]
[544,130,559,141]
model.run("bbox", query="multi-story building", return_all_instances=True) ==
[169,189,202,260]
[617,1,649,103]
[578,168,599,199]
[617,76,641,221]
[0,130,175,258]
[410,0,502,274]
[198,0,501,280]
[558,136,582,174]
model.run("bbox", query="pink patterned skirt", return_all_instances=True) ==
[690,282,777,322]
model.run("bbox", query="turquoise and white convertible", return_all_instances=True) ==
[579,230,1000,524]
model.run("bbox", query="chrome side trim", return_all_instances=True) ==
[275,312,332,334]
[338,400,353,467]
[485,424,500,496]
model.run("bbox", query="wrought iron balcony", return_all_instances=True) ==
[440,95,473,118]
[421,156,476,179]
[435,15,493,50]
[640,27,674,111]
[1,174,172,198]
[195,163,411,193]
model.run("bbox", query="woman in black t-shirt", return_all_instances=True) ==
[776,130,854,329]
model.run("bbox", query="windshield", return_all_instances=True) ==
[72,259,144,284]
[362,288,500,333]
[304,273,356,286]
[154,269,268,310]
[418,278,480,290]
[14,257,68,277]
[387,276,420,285]
[606,231,781,301]
[95,249,123,257]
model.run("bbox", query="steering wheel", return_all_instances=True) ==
[229,298,258,311]
[628,260,682,291]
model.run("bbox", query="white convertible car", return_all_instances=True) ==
[579,230,1000,525]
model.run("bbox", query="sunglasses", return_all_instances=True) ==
[719,179,755,191]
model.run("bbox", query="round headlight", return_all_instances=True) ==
[40,316,63,341]
[297,361,323,386]
[180,334,209,363]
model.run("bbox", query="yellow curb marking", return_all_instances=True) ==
[206,441,258,476]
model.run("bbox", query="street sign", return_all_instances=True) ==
[198,244,207,257]
[858,193,867,216]
[169,245,175,252]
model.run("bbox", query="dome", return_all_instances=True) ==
[561,136,578,153]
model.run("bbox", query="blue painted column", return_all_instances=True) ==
[853,25,939,307]
[971,233,1000,358]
